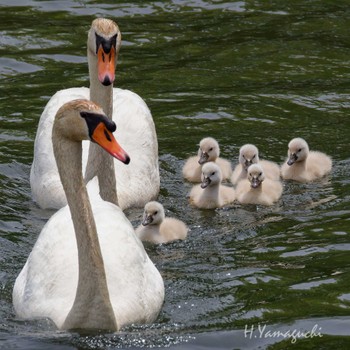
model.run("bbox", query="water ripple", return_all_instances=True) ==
[281,244,350,258]
[0,57,42,77]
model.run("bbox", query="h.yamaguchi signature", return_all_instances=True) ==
[244,323,323,344]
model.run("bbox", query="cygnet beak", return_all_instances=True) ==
[198,151,209,165]
[201,176,211,189]
[287,153,298,166]
[142,214,153,226]
[251,177,261,189]
[244,159,252,170]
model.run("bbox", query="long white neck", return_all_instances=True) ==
[53,129,118,331]
[84,48,118,205]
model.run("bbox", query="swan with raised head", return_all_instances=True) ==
[231,144,280,185]
[136,201,188,244]
[189,162,235,209]
[183,137,232,183]
[281,137,332,182]
[236,164,283,206]
[13,100,164,332]
[30,18,159,210]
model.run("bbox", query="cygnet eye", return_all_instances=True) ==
[259,172,262,176]
[252,154,256,159]
[209,147,213,151]
[211,171,215,176]
[298,148,302,152]
[154,211,158,215]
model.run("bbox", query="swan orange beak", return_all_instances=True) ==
[92,122,130,164]
[97,45,115,86]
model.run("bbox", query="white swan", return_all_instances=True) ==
[231,144,280,185]
[281,137,332,182]
[236,164,283,206]
[189,162,235,209]
[136,201,188,244]
[13,100,164,331]
[183,137,232,183]
[30,18,159,210]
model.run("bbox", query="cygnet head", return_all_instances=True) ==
[287,138,309,165]
[197,137,220,165]
[239,144,260,170]
[141,201,165,226]
[201,162,222,188]
[247,164,265,188]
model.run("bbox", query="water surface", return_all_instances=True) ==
[1,1,350,349]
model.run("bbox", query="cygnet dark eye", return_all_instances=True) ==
[209,147,213,151]
[259,172,262,176]
[252,155,256,159]
[154,211,158,215]
[211,172,215,176]
[298,148,302,152]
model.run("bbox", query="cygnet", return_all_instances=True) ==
[236,164,283,206]
[189,162,235,209]
[136,201,188,244]
[231,143,280,185]
[183,137,232,182]
[281,137,332,182]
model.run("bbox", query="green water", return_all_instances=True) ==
[1,1,350,349]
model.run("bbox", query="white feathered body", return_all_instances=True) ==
[236,178,282,206]
[182,156,202,183]
[189,184,235,209]
[30,87,159,210]
[13,183,164,329]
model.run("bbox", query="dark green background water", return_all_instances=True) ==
[1,1,350,349]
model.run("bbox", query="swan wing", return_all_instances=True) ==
[112,88,160,209]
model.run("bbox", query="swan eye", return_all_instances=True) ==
[80,111,116,139]
[154,211,158,215]
[252,155,256,159]
[211,172,215,176]
[259,172,262,176]
[209,147,213,152]
[298,148,302,152]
